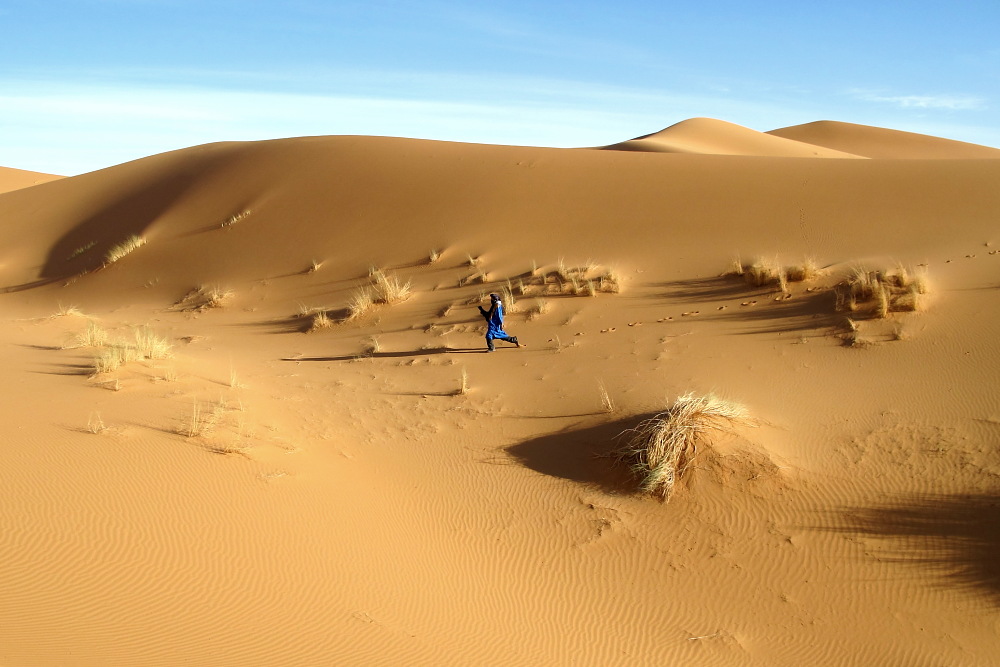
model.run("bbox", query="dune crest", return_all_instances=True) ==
[0,166,62,194]
[768,120,1000,159]
[602,117,865,158]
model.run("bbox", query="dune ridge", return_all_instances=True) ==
[1,119,999,665]
[602,117,865,157]
[0,165,63,194]
[768,120,1000,159]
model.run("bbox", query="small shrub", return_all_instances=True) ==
[73,321,109,348]
[371,269,411,304]
[220,209,251,227]
[599,381,615,413]
[310,310,333,331]
[346,288,375,320]
[105,235,146,264]
[614,394,753,501]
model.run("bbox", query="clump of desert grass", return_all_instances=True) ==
[599,381,616,413]
[346,287,376,320]
[725,256,823,293]
[173,285,233,311]
[87,412,106,434]
[91,326,172,375]
[525,299,550,321]
[506,259,623,298]
[104,235,146,265]
[66,241,96,261]
[836,264,928,318]
[370,269,411,304]
[454,367,469,396]
[614,393,754,501]
[71,320,109,348]
[51,303,86,318]
[220,209,252,228]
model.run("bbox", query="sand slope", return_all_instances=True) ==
[769,120,1000,159]
[1,120,999,666]
[603,117,864,157]
[0,165,62,194]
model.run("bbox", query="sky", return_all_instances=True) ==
[2,0,998,175]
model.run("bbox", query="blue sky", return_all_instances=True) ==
[2,1,998,174]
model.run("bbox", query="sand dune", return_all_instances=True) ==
[768,120,1000,159]
[0,165,62,194]
[1,119,999,665]
[603,117,864,157]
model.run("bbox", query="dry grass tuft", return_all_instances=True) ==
[454,367,469,396]
[428,248,441,264]
[785,258,820,283]
[371,269,411,304]
[526,299,550,321]
[73,321,109,348]
[105,235,146,265]
[309,310,333,331]
[91,326,171,375]
[220,209,252,228]
[346,288,375,320]
[599,381,616,413]
[614,394,753,501]
[87,412,106,434]
[838,264,929,318]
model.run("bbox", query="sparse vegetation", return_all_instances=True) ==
[836,264,929,319]
[67,241,96,261]
[73,321,109,348]
[220,209,252,227]
[455,367,469,396]
[91,326,171,375]
[526,299,550,321]
[599,381,615,413]
[614,393,754,501]
[87,412,106,434]
[105,235,146,265]
[371,269,411,304]
[346,287,375,320]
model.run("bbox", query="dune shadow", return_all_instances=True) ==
[661,276,841,334]
[658,277,754,303]
[3,170,202,292]
[506,416,648,495]
[285,346,484,362]
[819,492,1000,606]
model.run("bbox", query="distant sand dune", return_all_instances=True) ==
[0,166,62,194]
[602,117,865,158]
[768,120,1000,159]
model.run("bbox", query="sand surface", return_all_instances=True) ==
[2,118,999,665]
[0,166,62,194]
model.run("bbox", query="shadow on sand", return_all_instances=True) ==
[820,492,1000,606]
[284,346,486,362]
[659,276,841,335]
[505,416,650,495]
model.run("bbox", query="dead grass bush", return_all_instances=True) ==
[371,269,411,304]
[838,265,929,318]
[614,394,753,501]
[105,235,146,265]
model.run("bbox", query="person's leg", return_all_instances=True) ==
[485,332,495,352]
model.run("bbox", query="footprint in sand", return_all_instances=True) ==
[600,328,616,333]
[681,311,699,317]
[717,306,726,310]
[657,316,674,322]
[628,322,642,327]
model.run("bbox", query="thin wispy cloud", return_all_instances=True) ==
[853,90,986,111]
